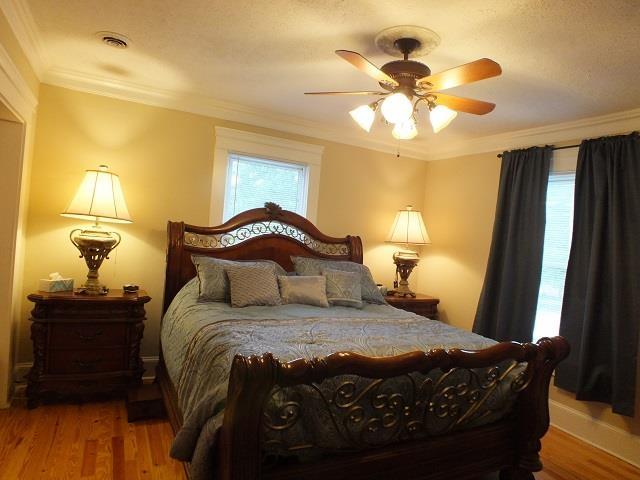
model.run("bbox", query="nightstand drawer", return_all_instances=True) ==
[409,304,438,318]
[385,293,440,319]
[50,323,128,349]
[49,348,126,374]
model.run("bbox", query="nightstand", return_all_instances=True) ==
[26,289,151,408]
[385,293,440,319]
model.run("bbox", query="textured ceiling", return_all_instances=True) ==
[27,0,640,151]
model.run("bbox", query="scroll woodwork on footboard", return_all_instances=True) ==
[218,337,569,480]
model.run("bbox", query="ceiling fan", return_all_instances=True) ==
[305,26,502,140]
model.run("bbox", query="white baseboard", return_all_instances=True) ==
[11,355,160,401]
[549,399,640,468]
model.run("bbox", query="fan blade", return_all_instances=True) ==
[305,91,387,95]
[335,50,399,87]
[431,93,495,115]
[417,58,502,91]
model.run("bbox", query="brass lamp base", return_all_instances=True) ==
[392,250,420,298]
[70,226,121,295]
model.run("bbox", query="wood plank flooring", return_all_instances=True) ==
[0,400,638,479]
[0,400,183,480]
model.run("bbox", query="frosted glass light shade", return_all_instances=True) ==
[61,165,132,224]
[386,205,431,245]
[429,105,458,133]
[381,93,413,124]
[349,104,375,132]
[392,118,418,140]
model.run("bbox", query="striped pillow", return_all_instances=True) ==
[225,265,281,307]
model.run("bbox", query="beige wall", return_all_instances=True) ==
[18,84,427,362]
[417,150,639,446]
[417,151,501,329]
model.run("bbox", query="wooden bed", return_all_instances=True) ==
[157,203,569,480]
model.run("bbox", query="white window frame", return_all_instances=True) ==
[532,146,579,341]
[551,146,578,172]
[210,127,323,225]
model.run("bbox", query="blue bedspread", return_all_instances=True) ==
[162,279,522,479]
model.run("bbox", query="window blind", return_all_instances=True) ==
[222,154,308,221]
[532,172,575,341]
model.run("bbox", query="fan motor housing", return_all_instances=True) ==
[379,60,431,90]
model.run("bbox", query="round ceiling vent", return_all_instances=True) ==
[96,31,129,49]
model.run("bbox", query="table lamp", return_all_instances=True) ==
[60,165,132,295]
[385,205,431,297]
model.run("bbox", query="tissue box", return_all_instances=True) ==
[39,278,74,292]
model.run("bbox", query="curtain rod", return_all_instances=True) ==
[497,144,579,158]
[496,132,639,158]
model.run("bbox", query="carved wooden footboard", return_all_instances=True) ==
[217,337,569,480]
[160,206,569,480]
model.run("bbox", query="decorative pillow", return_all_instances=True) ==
[291,256,386,304]
[278,275,329,308]
[191,255,285,302]
[322,268,363,308]
[225,265,281,307]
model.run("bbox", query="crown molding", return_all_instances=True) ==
[423,107,640,161]
[0,42,37,120]
[43,66,640,163]
[43,66,430,160]
[0,0,48,78]
[43,68,640,165]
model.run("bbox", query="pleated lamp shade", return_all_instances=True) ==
[60,165,132,224]
[386,206,431,245]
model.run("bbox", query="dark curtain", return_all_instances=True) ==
[473,146,552,342]
[555,132,640,417]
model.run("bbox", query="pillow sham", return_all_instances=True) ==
[191,255,285,302]
[278,275,329,308]
[225,265,281,307]
[322,268,363,308]
[291,256,385,304]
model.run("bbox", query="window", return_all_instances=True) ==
[222,154,308,221]
[532,172,576,341]
[210,127,323,224]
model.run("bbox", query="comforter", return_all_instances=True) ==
[162,279,523,479]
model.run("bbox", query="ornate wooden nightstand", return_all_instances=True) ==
[26,289,151,408]
[385,293,440,319]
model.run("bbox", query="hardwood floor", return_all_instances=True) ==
[0,400,183,480]
[0,400,637,480]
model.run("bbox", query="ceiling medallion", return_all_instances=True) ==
[305,26,502,140]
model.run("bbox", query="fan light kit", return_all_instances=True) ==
[306,26,502,140]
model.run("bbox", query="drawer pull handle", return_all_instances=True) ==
[73,358,103,370]
[74,329,103,342]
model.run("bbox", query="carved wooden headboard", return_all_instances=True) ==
[162,203,363,313]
